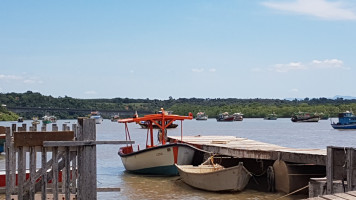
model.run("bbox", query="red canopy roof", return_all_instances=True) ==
[118,109,193,123]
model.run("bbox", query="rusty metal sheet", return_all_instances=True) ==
[14,131,74,147]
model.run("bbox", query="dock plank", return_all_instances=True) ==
[169,135,326,165]
[334,193,356,199]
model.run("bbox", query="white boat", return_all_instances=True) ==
[118,108,209,175]
[233,113,244,121]
[196,112,208,120]
[90,111,103,124]
[119,143,205,175]
[176,161,251,192]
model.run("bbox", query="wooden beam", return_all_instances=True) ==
[43,140,135,147]
[14,131,74,147]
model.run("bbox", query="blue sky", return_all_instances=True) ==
[1,0,355,100]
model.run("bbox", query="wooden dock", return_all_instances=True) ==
[306,191,356,200]
[168,135,326,165]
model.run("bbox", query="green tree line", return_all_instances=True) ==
[0,105,19,121]
[1,91,356,120]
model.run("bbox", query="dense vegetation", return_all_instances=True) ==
[1,91,356,120]
[0,105,19,121]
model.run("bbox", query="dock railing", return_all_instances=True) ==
[2,118,133,200]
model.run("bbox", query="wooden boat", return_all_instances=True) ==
[42,115,57,124]
[331,111,356,129]
[196,112,208,120]
[291,112,319,122]
[118,108,209,175]
[32,117,40,125]
[90,111,103,124]
[17,117,24,123]
[176,161,251,192]
[216,112,234,122]
[111,114,120,122]
[264,113,277,120]
[233,113,244,121]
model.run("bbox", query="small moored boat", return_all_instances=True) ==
[111,114,120,122]
[264,113,277,120]
[291,112,319,122]
[90,111,103,124]
[118,108,209,175]
[176,160,251,192]
[233,113,244,121]
[216,112,234,122]
[196,112,208,120]
[42,115,57,124]
[331,111,356,129]
[17,117,24,123]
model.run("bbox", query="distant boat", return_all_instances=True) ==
[291,112,319,122]
[233,113,244,121]
[90,111,103,124]
[331,111,356,129]
[111,114,120,122]
[42,115,57,124]
[196,112,208,120]
[216,112,234,122]
[176,160,251,192]
[32,117,40,125]
[17,117,24,123]
[264,113,277,120]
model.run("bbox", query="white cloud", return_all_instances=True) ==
[23,78,43,84]
[311,59,346,69]
[84,91,97,95]
[291,88,299,92]
[270,59,347,72]
[271,62,307,72]
[209,68,216,72]
[23,79,36,84]
[262,0,356,20]
[0,74,22,80]
[0,74,43,84]
[192,68,204,73]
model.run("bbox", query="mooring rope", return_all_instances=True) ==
[274,185,309,200]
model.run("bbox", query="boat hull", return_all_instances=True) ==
[138,122,178,129]
[216,116,235,122]
[176,163,251,192]
[196,117,208,120]
[331,123,356,129]
[90,116,103,124]
[291,117,319,122]
[118,143,205,176]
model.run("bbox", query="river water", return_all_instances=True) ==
[1,118,356,199]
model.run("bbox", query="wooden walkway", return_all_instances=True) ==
[306,191,356,199]
[168,136,327,165]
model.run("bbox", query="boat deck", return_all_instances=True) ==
[168,136,326,165]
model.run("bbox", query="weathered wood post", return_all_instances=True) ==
[347,148,355,191]
[327,146,334,194]
[4,126,14,200]
[77,118,97,200]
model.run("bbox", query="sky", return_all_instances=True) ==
[0,0,355,100]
